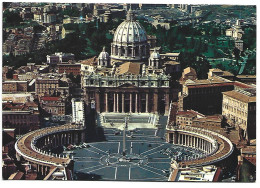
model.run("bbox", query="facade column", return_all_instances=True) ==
[178,133,181,144]
[132,46,135,57]
[95,91,100,112]
[153,92,158,113]
[118,47,121,56]
[105,93,108,112]
[122,93,125,113]
[138,46,142,58]
[113,93,116,112]
[125,46,128,57]
[181,134,184,145]
[117,93,119,112]
[135,93,138,113]
[130,93,132,113]
[67,133,70,144]
[145,93,149,113]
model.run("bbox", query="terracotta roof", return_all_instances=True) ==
[209,68,223,72]
[236,75,256,79]
[233,81,252,88]
[164,61,180,65]
[194,115,223,123]
[41,96,60,101]
[80,56,98,65]
[187,82,234,88]
[222,90,256,103]
[241,146,256,155]
[183,67,196,75]
[8,172,24,180]
[176,110,204,118]
[116,62,141,75]
[222,71,234,77]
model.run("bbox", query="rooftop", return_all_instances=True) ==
[183,67,197,75]
[41,96,61,101]
[116,62,141,75]
[222,90,256,103]
[176,110,205,118]
[80,56,98,65]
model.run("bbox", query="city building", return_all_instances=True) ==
[208,68,235,81]
[178,68,253,115]
[236,75,256,85]
[2,80,28,93]
[170,165,222,182]
[192,115,226,130]
[35,73,72,98]
[39,96,66,116]
[176,110,205,127]
[46,52,75,65]
[57,61,81,76]
[235,40,244,52]
[222,88,256,140]
[179,67,197,84]
[2,153,17,180]
[2,101,40,135]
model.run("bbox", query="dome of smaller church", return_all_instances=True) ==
[98,47,110,60]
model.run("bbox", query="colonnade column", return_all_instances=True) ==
[145,93,149,113]
[135,93,138,113]
[132,46,135,57]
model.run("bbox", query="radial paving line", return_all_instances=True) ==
[138,166,166,177]
[115,167,117,180]
[83,148,103,155]
[86,165,110,173]
[142,149,164,157]
[90,145,109,154]
[129,167,131,180]
[77,164,104,172]
[140,144,165,155]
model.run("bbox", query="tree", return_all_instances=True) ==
[3,10,23,27]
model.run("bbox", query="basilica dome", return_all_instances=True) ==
[113,17,147,44]
[110,9,149,62]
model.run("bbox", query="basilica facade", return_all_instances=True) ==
[81,9,179,115]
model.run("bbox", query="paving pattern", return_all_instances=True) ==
[69,128,205,181]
